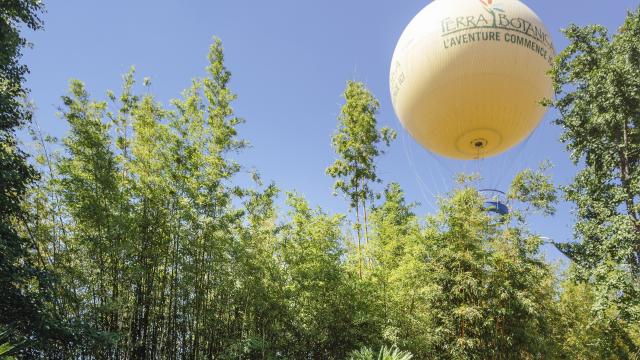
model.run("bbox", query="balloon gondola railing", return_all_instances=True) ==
[479,189,509,216]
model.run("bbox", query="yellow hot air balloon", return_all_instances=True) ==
[390,0,554,160]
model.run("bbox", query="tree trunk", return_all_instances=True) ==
[355,200,363,279]
[363,199,370,246]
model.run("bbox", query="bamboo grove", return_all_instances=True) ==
[2,2,640,359]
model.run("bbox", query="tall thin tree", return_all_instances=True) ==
[326,81,395,276]
[547,7,640,322]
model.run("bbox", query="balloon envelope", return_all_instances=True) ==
[390,0,554,159]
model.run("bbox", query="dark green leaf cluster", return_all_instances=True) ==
[1,1,91,357]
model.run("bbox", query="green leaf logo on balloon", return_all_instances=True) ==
[479,0,505,27]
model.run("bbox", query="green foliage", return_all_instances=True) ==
[38,38,260,358]
[326,81,396,278]
[0,0,42,133]
[365,183,421,345]
[11,8,640,357]
[326,81,396,209]
[548,7,640,321]
[416,189,555,358]
[279,193,370,358]
[509,161,558,216]
[348,345,413,360]
[365,183,559,359]
[553,266,640,359]
[26,39,377,359]
[1,0,91,357]
[0,330,21,359]
[349,346,375,360]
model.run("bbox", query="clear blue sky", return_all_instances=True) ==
[22,0,639,263]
